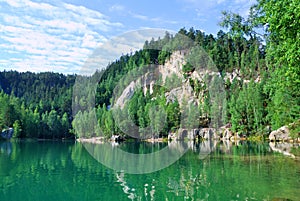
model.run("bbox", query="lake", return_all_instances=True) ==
[0,140,299,201]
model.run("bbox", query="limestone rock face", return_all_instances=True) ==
[175,127,219,141]
[218,124,233,140]
[199,128,217,140]
[177,128,188,140]
[222,128,233,140]
[269,126,291,141]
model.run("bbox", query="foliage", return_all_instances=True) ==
[1,1,299,140]
[86,25,268,138]
[0,72,74,139]
[253,0,300,130]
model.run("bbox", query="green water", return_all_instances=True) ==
[0,140,299,201]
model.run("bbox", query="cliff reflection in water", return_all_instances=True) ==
[0,140,299,201]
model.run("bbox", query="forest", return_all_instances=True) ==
[0,71,75,139]
[0,0,299,140]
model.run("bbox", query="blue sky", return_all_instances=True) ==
[0,0,256,74]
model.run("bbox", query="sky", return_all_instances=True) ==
[0,0,256,74]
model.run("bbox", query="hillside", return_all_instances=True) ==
[72,27,268,139]
[0,71,75,138]
[1,0,299,140]
[73,9,299,140]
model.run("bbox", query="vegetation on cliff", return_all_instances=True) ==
[0,0,299,140]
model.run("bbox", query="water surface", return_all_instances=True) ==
[0,140,299,201]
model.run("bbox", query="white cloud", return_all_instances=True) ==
[129,11,179,25]
[183,0,255,15]
[2,0,23,8]
[130,12,149,21]
[78,29,174,75]
[233,0,257,17]
[109,4,125,12]
[0,0,123,74]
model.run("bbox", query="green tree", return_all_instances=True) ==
[47,109,61,139]
[61,112,69,138]
[166,99,180,132]
[254,0,300,129]
[13,120,22,138]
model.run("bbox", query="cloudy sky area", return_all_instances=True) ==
[0,0,256,74]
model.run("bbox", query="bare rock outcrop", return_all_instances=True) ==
[218,124,233,140]
[269,126,291,141]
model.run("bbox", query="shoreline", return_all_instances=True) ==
[75,137,300,159]
[76,137,105,144]
[76,136,300,144]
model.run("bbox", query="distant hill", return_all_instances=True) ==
[0,71,75,138]
[0,71,75,116]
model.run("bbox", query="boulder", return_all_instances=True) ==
[177,128,188,140]
[177,128,218,141]
[111,135,123,142]
[168,132,177,141]
[218,124,233,140]
[223,128,233,140]
[187,129,201,141]
[1,128,14,140]
[269,126,291,141]
[200,128,216,140]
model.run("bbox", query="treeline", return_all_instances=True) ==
[0,71,75,139]
[1,0,299,140]
[73,28,265,138]
[73,0,299,139]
